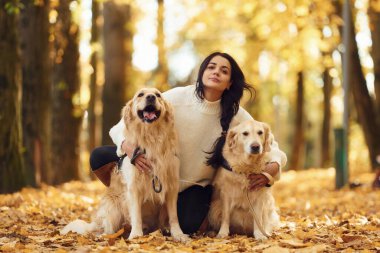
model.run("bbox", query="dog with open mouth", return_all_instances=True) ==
[61,88,188,242]
[208,119,286,239]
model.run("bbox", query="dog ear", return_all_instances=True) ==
[122,100,134,124]
[163,100,174,124]
[263,123,272,152]
[227,130,237,150]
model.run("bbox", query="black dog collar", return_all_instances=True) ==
[221,158,233,172]
[117,154,128,170]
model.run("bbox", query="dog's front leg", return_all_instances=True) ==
[252,198,268,240]
[217,193,232,238]
[166,190,189,242]
[127,189,144,239]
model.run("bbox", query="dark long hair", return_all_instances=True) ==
[195,52,255,169]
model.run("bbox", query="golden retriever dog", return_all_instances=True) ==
[61,88,188,242]
[208,119,282,240]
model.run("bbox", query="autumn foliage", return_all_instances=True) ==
[1,169,379,252]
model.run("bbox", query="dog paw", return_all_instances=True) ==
[254,233,268,240]
[172,233,190,243]
[216,232,229,238]
[128,231,143,240]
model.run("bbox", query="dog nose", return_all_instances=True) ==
[250,143,260,154]
[146,95,156,103]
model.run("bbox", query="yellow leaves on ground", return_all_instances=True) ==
[0,169,379,252]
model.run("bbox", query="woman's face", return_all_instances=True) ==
[202,55,232,95]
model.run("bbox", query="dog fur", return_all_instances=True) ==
[61,88,188,242]
[208,119,281,239]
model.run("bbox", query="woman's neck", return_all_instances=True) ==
[203,88,222,102]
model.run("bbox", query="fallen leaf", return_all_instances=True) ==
[115,237,128,247]
[294,244,328,253]
[77,235,91,245]
[0,240,18,252]
[341,234,369,243]
[103,227,125,239]
[1,170,379,252]
[280,239,309,248]
[263,245,290,253]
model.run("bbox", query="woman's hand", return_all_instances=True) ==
[247,162,279,191]
[122,141,152,173]
[247,173,269,191]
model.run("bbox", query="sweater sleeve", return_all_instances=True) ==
[234,107,287,181]
[109,119,126,157]
[267,134,287,181]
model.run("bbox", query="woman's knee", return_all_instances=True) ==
[89,146,118,170]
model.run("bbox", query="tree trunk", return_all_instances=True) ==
[51,0,82,184]
[321,67,332,167]
[369,4,380,122]
[368,3,380,168]
[88,0,101,153]
[289,72,305,170]
[102,1,133,145]
[0,4,26,193]
[154,0,169,91]
[19,0,51,186]
[333,0,380,170]
[348,6,380,169]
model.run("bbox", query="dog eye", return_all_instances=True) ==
[258,130,263,135]
[242,131,249,136]
[155,93,161,97]
[138,93,144,97]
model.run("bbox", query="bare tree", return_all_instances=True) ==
[347,5,380,169]
[51,0,82,184]
[334,0,380,169]
[369,2,380,122]
[102,1,134,144]
[88,0,102,152]
[321,65,333,167]
[153,0,169,91]
[20,0,52,185]
[0,3,26,193]
[289,72,305,170]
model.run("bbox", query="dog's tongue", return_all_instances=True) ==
[143,111,157,120]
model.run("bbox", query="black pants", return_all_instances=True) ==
[90,146,213,234]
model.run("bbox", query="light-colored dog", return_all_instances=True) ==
[61,88,188,242]
[208,119,282,239]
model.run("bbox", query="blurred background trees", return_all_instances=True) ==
[0,0,379,193]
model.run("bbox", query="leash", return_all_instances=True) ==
[245,189,271,238]
[119,147,163,193]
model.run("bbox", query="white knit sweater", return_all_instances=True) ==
[109,85,287,192]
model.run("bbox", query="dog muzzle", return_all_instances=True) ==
[137,104,161,123]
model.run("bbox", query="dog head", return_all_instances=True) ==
[226,120,272,157]
[123,88,171,124]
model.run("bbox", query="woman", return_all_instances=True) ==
[90,52,287,234]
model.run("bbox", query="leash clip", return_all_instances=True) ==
[152,175,162,193]
[128,147,161,193]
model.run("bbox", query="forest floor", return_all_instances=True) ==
[0,168,379,252]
